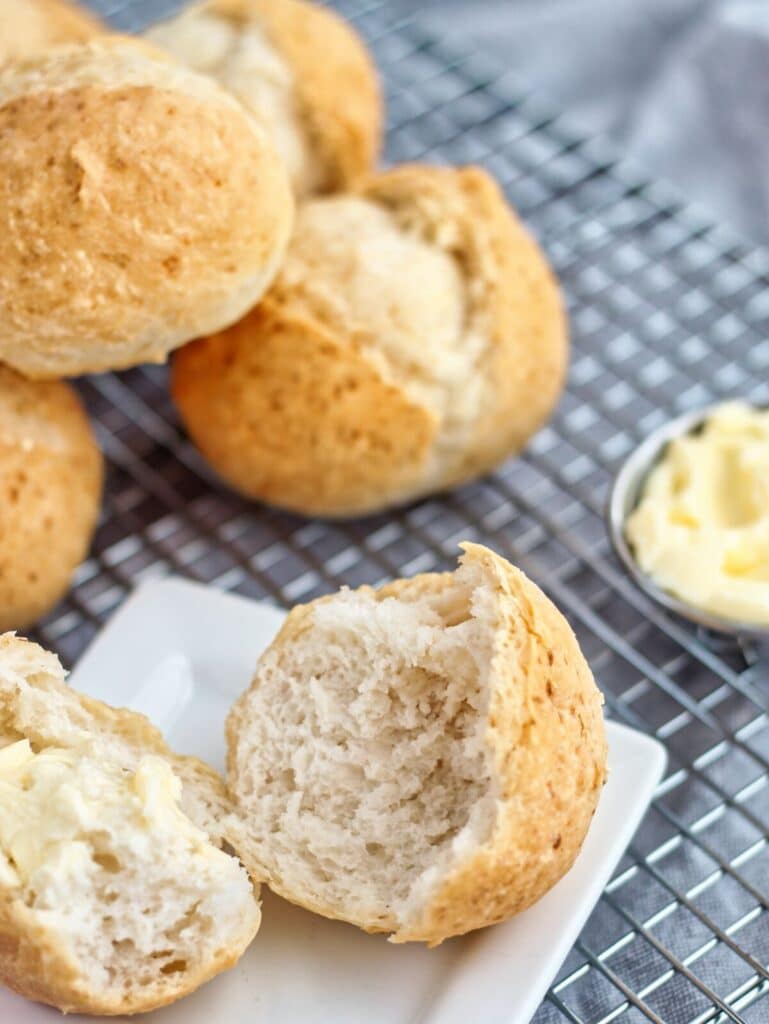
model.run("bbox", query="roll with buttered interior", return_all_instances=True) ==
[0,36,294,378]
[172,164,567,517]
[145,0,381,197]
[0,365,102,631]
[225,543,607,945]
[0,634,260,1016]
[0,0,103,65]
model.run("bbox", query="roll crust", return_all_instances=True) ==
[388,544,607,943]
[171,300,437,515]
[173,164,567,517]
[146,0,381,195]
[0,36,293,378]
[363,166,568,485]
[0,365,102,631]
[244,0,381,192]
[0,0,103,65]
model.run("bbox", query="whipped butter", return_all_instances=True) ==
[0,740,203,889]
[626,402,769,626]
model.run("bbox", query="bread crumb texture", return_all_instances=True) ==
[0,364,102,631]
[146,0,381,195]
[0,36,293,377]
[172,164,567,516]
[0,634,260,1015]
[226,543,606,944]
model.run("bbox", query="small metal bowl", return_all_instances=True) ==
[607,402,769,640]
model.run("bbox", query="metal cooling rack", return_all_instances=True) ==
[39,1,769,1020]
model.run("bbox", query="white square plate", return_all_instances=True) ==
[2,578,667,1024]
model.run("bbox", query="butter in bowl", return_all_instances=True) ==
[608,401,769,638]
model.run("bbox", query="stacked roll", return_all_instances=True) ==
[0,8,601,1020]
[0,0,567,626]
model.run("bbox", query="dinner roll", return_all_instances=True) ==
[0,0,103,65]
[145,0,381,196]
[0,634,260,1015]
[0,366,101,630]
[0,36,293,378]
[172,164,567,517]
[226,543,606,945]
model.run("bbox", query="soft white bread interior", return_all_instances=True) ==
[0,635,259,1015]
[226,543,606,945]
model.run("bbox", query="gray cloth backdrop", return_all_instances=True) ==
[405,0,769,247]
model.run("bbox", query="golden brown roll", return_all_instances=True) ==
[0,0,103,65]
[0,36,294,378]
[225,543,607,944]
[172,164,568,517]
[145,0,382,196]
[0,365,102,629]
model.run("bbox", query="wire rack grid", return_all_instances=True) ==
[35,1,769,1021]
